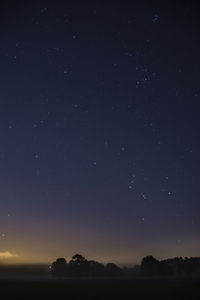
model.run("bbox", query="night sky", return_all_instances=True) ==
[0,1,200,265]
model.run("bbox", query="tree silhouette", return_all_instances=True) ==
[51,258,68,278]
[70,254,87,264]
[50,254,200,279]
[106,263,122,277]
[69,254,89,277]
[141,256,160,276]
[88,260,105,277]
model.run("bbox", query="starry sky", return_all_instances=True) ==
[0,1,200,265]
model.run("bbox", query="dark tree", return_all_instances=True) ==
[141,256,160,276]
[70,254,87,264]
[69,254,89,277]
[88,260,106,277]
[51,258,68,278]
[106,263,122,277]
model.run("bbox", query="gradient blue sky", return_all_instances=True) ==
[0,1,200,265]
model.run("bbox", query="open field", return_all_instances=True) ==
[0,278,200,300]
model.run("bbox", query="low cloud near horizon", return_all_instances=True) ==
[0,251,18,259]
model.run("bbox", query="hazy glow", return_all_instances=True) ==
[0,251,17,259]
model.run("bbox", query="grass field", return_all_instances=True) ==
[0,278,200,300]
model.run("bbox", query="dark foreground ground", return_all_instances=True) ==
[0,278,200,300]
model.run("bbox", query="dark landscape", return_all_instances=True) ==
[1,254,200,299]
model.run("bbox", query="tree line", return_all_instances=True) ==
[51,254,123,278]
[141,256,200,277]
[51,254,200,278]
